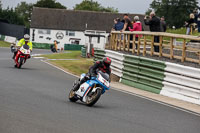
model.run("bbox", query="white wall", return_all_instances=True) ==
[30,28,85,49]
[30,28,109,50]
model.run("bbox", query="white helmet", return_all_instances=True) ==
[134,16,139,21]
[24,34,30,41]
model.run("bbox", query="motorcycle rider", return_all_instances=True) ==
[12,34,32,59]
[73,57,112,91]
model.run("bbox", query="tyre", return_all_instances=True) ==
[68,89,78,102]
[86,88,102,107]
[18,57,24,68]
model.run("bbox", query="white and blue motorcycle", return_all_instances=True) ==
[69,71,110,106]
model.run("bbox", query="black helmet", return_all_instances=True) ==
[103,57,111,67]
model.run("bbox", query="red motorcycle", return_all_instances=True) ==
[14,45,31,68]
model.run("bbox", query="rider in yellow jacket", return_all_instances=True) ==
[17,34,32,50]
[13,34,32,59]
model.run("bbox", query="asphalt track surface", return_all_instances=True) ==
[0,48,200,133]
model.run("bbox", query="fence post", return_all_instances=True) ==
[181,39,186,62]
[123,33,126,51]
[137,36,141,55]
[170,37,174,59]
[110,33,113,50]
[127,34,130,52]
[143,35,147,56]
[119,33,122,51]
[151,36,154,56]
[159,36,163,57]
[132,35,136,54]
[114,33,117,51]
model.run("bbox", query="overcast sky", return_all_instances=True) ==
[2,0,200,14]
[1,0,154,14]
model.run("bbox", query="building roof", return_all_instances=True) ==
[31,7,147,32]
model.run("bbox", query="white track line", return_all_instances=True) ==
[41,59,200,117]
[111,88,200,117]
[41,60,79,78]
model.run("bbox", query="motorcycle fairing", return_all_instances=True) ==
[75,79,99,102]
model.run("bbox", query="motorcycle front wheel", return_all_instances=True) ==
[86,88,102,107]
[68,89,78,102]
[18,57,24,68]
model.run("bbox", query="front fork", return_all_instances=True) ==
[88,84,102,97]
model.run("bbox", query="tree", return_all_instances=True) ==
[74,0,118,13]
[0,7,24,25]
[34,0,66,9]
[15,2,33,27]
[0,0,2,10]
[146,0,199,28]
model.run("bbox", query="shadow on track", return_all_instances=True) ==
[6,66,39,71]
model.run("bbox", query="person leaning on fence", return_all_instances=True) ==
[121,14,133,48]
[112,18,124,47]
[185,13,195,35]
[112,18,124,31]
[144,11,161,52]
[128,16,142,49]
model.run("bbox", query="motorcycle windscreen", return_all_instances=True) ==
[98,71,110,81]
[23,44,29,50]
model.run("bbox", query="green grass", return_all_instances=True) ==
[41,51,82,59]
[144,28,199,42]
[0,41,10,47]
[49,59,93,76]
[166,28,199,36]
[40,51,93,76]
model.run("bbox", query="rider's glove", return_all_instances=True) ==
[85,74,90,79]
[90,73,96,77]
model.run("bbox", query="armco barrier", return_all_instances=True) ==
[161,82,200,105]
[32,43,52,49]
[0,35,5,41]
[165,62,200,79]
[161,63,200,105]
[4,36,16,43]
[121,55,166,94]
[105,50,124,77]
[64,44,83,50]
[94,49,200,105]
[94,50,124,77]
[81,47,86,58]
[94,49,105,62]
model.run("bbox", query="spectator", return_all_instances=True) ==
[160,16,167,32]
[112,18,124,31]
[197,13,200,33]
[144,11,161,52]
[112,18,124,47]
[185,13,195,35]
[121,14,133,32]
[121,14,133,48]
[54,40,58,52]
[129,16,142,49]
[193,8,198,24]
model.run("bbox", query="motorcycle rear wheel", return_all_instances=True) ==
[69,89,78,102]
[86,88,102,107]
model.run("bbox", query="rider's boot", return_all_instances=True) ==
[12,51,17,59]
[12,54,15,59]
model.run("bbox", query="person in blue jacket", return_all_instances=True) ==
[112,18,124,31]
